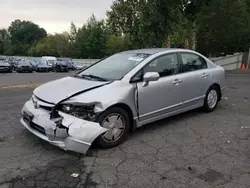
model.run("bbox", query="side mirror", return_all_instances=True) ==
[142,72,160,87]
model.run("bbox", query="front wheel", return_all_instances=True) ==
[203,86,219,112]
[96,107,130,149]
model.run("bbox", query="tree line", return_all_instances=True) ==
[0,0,249,58]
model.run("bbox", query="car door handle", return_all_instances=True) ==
[201,73,208,78]
[172,79,182,85]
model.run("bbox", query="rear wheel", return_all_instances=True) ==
[203,86,219,112]
[96,107,130,149]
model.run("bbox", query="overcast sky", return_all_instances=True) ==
[0,0,114,34]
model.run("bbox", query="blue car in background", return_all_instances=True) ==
[35,60,51,72]
[57,58,76,70]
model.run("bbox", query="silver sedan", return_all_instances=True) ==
[20,48,225,154]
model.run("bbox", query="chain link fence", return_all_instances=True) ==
[1,53,246,70]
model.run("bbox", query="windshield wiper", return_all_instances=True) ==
[81,74,108,81]
[72,74,108,81]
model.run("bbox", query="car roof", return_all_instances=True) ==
[42,56,57,60]
[120,48,182,55]
[57,58,71,60]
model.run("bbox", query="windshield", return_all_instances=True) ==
[30,60,39,66]
[58,58,72,64]
[38,61,47,66]
[19,61,31,66]
[0,61,10,66]
[78,53,150,80]
[56,61,66,65]
[47,60,56,65]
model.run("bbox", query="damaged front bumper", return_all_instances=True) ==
[20,100,108,154]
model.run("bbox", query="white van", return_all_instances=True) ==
[41,56,57,68]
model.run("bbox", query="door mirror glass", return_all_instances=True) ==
[143,72,160,82]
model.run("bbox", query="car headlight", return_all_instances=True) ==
[59,104,97,121]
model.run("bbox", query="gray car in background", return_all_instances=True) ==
[0,61,12,73]
[20,48,225,154]
[57,58,76,70]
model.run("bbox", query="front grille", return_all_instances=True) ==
[0,68,8,71]
[30,122,46,135]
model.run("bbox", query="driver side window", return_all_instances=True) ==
[144,53,179,77]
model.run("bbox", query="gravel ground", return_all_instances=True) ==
[0,71,249,188]
[0,72,76,87]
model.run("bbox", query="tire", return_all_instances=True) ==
[203,86,220,112]
[96,107,130,149]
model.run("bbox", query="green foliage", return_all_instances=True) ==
[7,19,47,55]
[32,33,72,57]
[0,29,9,54]
[69,22,78,43]
[1,1,249,58]
[107,0,183,48]
[197,0,250,55]
[105,34,131,55]
[74,15,108,58]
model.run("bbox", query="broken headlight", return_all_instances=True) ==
[59,104,97,121]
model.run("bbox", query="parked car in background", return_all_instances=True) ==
[20,48,225,154]
[29,59,39,69]
[73,62,87,70]
[52,61,69,72]
[41,56,57,71]
[16,60,33,73]
[57,58,76,70]
[8,58,20,71]
[0,56,6,61]
[72,62,78,70]
[0,61,12,73]
[35,61,50,72]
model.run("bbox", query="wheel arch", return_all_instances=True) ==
[104,103,136,132]
[209,83,222,101]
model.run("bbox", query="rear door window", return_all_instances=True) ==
[180,53,207,73]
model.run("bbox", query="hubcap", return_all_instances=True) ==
[207,89,218,109]
[101,113,125,143]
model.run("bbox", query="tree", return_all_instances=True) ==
[197,0,250,56]
[0,29,9,54]
[8,19,47,55]
[246,0,250,12]
[105,34,131,55]
[74,15,108,58]
[107,0,183,48]
[140,0,182,47]
[32,33,71,57]
[69,22,78,43]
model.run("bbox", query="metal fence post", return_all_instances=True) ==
[247,47,250,69]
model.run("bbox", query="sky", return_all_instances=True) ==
[0,0,114,34]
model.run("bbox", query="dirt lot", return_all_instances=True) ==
[0,71,249,188]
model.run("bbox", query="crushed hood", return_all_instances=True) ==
[34,76,109,104]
